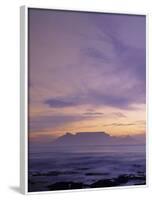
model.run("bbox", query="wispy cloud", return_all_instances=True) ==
[103,120,146,127]
[28,9,146,136]
[44,86,144,109]
[83,112,104,116]
[112,112,126,118]
[44,98,79,108]
[103,123,135,127]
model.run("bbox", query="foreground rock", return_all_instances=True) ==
[47,182,85,190]
[46,174,146,191]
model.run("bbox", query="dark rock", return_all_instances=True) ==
[132,175,146,181]
[91,179,118,188]
[85,172,109,176]
[113,174,146,185]
[48,182,84,190]
[77,167,90,170]
[115,175,130,184]
[134,182,146,185]
[61,171,78,175]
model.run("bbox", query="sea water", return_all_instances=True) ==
[28,144,146,192]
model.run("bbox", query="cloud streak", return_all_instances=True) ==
[44,86,145,109]
[28,9,146,136]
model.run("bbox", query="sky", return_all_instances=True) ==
[28,8,146,139]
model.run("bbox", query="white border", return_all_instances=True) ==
[20,6,28,194]
[20,5,148,195]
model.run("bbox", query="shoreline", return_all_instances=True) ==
[28,172,146,192]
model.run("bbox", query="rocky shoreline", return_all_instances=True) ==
[28,172,146,192]
[47,174,146,191]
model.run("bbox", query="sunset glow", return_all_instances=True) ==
[28,9,146,139]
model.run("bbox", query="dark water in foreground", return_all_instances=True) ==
[28,144,146,192]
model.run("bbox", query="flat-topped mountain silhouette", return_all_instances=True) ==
[51,131,145,146]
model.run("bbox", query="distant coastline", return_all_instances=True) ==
[50,131,146,146]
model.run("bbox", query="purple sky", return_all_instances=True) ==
[28,8,146,138]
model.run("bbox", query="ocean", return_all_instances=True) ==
[28,144,146,192]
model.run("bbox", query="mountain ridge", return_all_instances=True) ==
[50,131,145,146]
